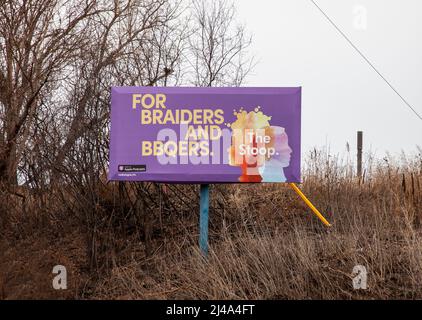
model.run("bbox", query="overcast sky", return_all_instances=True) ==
[233,0,422,158]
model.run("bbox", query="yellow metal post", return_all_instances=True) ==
[289,183,332,227]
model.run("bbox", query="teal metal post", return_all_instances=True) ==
[199,184,210,256]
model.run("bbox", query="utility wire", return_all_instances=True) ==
[310,0,422,122]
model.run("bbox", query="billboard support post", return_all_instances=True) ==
[289,183,331,227]
[199,184,210,256]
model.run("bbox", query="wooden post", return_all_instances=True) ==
[357,131,363,178]
[199,184,210,256]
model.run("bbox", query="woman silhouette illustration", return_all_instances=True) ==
[258,126,292,182]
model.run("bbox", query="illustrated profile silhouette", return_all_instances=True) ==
[259,126,292,182]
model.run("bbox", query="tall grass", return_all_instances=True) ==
[90,148,422,300]
[1,148,421,299]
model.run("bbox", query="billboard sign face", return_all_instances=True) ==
[109,87,301,183]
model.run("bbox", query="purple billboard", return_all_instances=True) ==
[109,87,301,183]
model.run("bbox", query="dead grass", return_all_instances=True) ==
[1,148,422,299]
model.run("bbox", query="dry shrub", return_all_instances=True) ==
[2,149,422,299]
[90,149,422,300]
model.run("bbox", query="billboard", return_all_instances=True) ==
[109,87,301,183]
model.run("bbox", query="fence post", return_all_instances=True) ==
[357,131,363,179]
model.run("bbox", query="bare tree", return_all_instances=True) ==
[0,0,187,186]
[0,0,254,190]
[0,0,255,275]
[0,0,102,185]
[49,0,183,184]
[188,0,254,87]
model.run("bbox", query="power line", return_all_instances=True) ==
[310,0,422,122]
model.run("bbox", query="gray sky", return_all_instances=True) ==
[233,0,422,157]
